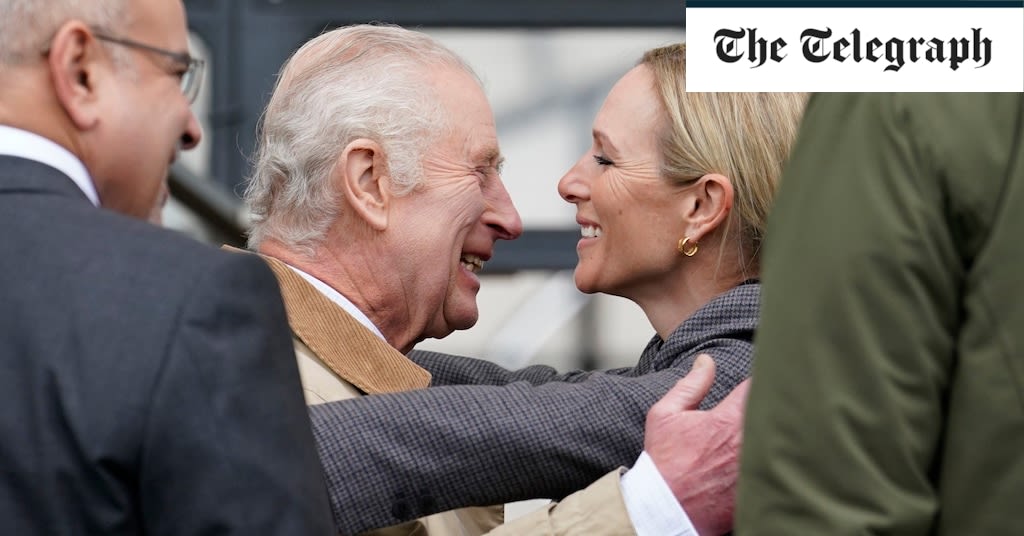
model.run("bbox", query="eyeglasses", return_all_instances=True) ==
[93,32,205,103]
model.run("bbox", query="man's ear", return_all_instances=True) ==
[335,139,390,231]
[681,173,735,243]
[48,22,106,131]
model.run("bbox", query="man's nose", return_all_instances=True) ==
[179,109,203,151]
[486,180,523,241]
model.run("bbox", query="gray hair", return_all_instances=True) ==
[244,24,480,254]
[0,0,129,65]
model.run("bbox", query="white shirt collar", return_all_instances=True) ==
[285,263,387,341]
[0,125,100,207]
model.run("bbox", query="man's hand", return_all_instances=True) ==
[645,354,751,536]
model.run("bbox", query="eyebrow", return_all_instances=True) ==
[475,147,505,169]
[593,129,620,155]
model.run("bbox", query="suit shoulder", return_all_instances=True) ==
[23,204,277,307]
[87,208,267,281]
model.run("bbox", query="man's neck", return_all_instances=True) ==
[258,240,420,353]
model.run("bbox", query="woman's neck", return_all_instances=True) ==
[631,268,747,340]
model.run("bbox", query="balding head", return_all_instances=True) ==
[0,0,129,66]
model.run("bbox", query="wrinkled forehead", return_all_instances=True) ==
[431,66,501,164]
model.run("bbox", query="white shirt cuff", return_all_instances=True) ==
[620,451,699,536]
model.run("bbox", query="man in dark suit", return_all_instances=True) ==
[0,0,335,534]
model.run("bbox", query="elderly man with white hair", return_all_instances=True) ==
[238,24,521,535]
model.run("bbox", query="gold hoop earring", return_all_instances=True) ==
[678,237,698,257]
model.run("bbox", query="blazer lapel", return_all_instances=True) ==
[224,247,431,394]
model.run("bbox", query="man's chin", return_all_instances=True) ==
[421,309,478,342]
[450,313,479,333]
[445,306,480,334]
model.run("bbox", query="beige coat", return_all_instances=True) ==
[254,251,637,535]
[487,470,636,535]
[259,253,503,536]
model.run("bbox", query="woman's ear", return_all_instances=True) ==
[48,22,105,130]
[681,173,735,244]
[334,139,391,231]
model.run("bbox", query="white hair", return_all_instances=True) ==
[0,0,129,65]
[244,24,481,255]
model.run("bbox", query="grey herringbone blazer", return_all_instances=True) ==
[310,281,758,534]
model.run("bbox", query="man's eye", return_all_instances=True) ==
[476,165,501,182]
[593,155,614,166]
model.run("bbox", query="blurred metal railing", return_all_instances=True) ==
[168,162,248,248]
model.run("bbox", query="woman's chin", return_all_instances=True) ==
[572,271,601,295]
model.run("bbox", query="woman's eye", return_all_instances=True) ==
[593,155,614,166]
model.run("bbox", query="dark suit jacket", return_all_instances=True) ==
[0,156,335,535]
[310,281,758,534]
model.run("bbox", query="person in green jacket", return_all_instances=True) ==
[737,93,1024,535]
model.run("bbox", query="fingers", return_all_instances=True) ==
[654,354,718,414]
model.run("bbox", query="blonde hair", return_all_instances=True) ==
[641,43,807,275]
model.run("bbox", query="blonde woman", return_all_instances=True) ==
[309,44,807,535]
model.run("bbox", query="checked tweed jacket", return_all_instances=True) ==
[310,281,759,534]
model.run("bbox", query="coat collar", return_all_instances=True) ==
[223,246,431,394]
[638,281,761,370]
[0,155,93,203]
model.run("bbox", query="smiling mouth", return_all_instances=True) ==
[580,224,603,238]
[460,254,485,273]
